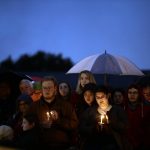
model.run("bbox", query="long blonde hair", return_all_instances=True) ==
[76,70,96,94]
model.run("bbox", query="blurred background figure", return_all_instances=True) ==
[7,94,33,139]
[31,81,42,102]
[58,81,72,102]
[19,79,34,96]
[140,83,150,150]
[0,81,16,124]
[125,84,143,150]
[0,125,14,147]
[111,88,126,109]
[142,83,150,105]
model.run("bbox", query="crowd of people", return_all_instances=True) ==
[0,70,150,150]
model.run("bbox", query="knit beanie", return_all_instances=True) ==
[33,81,42,90]
[17,93,33,105]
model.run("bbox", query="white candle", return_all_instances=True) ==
[46,112,50,121]
[106,115,109,124]
[100,115,104,124]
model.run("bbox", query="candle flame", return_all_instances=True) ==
[50,111,54,115]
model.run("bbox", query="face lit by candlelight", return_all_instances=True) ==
[96,92,109,110]
[42,81,57,101]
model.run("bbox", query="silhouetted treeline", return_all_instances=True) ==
[0,51,73,72]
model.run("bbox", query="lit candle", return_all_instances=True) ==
[100,115,105,124]
[50,111,54,115]
[106,115,109,124]
[46,112,50,121]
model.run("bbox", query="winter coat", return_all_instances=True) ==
[14,127,40,149]
[28,96,79,149]
[125,101,144,149]
[141,100,150,149]
[79,105,130,150]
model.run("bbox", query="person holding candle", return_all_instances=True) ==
[28,76,78,150]
[79,85,130,150]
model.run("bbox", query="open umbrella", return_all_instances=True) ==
[66,51,144,86]
[0,70,32,83]
[0,70,33,98]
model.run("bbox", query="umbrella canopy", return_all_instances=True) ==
[67,51,144,76]
[135,75,150,86]
[0,70,33,98]
[0,70,32,83]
